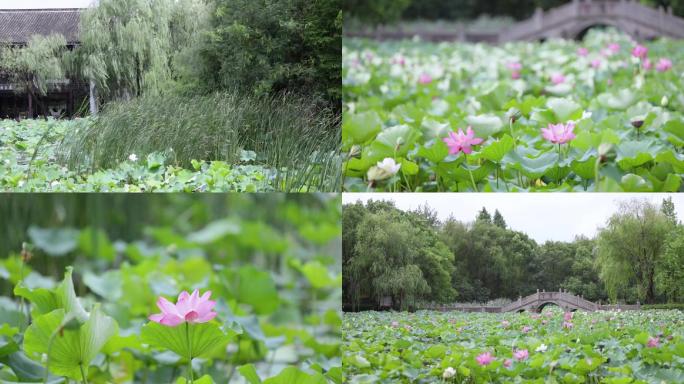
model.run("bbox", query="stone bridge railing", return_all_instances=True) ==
[423,290,641,313]
[345,0,684,42]
[501,0,684,41]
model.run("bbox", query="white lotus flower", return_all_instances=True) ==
[368,158,401,182]
[377,158,401,175]
[443,367,456,379]
[128,153,138,162]
[535,343,548,353]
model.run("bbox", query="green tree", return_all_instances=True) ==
[493,209,507,229]
[661,197,677,225]
[350,211,429,310]
[202,0,341,105]
[344,0,412,25]
[597,200,671,303]
[476,207,492,224]
[74,0,207,112]
[0,34,67,116]
[656,226,684,302]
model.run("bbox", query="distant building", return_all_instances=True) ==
[0,8,87,119]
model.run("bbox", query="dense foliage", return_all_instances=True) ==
[344,0,684,25]
[343,308,684,383]
[342,198,684,310]
[203,0,342,105]
[0,194,341,383]
[0,119,340,192]
[343,30,684,192]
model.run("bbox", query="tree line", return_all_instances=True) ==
[344,0,684,25]
[343,198,684,311]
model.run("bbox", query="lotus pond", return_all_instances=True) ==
[0,194,342,383]
[0,119,327,192]
[343,309,684,383]
[342,29,684,191]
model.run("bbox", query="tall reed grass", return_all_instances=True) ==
[60,92,341,191]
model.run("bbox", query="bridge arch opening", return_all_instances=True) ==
[538,301,563,312]
[575,24,616,41]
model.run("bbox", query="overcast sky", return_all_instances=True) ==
[0,0,95,8]
[342,193,684,243]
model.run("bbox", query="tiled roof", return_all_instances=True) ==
[0,9,82,44]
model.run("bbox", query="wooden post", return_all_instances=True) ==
[89,79,98,116]
[27,92,32,118]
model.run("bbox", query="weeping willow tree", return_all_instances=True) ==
[0,34,67,116]
[349,211,430,310]
[72,0,208,114]
[596,200,673,304]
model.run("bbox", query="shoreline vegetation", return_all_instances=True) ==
[0,0,342,192]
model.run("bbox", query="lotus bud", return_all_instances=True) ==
[661,95,669,107]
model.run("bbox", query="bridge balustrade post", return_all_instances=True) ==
[636,300,640,310]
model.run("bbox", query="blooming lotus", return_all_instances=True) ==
[418,73,432,84]
[506,62,522,71]
[522,326,532,333]
[513,349,529,361]
[535,343,548,353]
[503,359,512,368]
[591,59,601,68]
[376,158,401,176]
[541,121,576,144]
[577,47,588,57]
[632,44,648,59]
[656,58,672,72]
[550,73,565,84]
[501,320,510,328]
[608,43,620,54]
[476,352,494,366]
[647,337,660,348]
[443,367,456,379]
[128,153,138,162]
[149,289,217,326]
[563,321,574,329]
[391,321,399,328]
[443,127,483,155]
[367,158,401,181]
[564,312,573,321]
[643,58,652,70]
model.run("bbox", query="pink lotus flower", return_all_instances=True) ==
[608,43,621,54]
[476,352,494,366]
[550,73,565,85]
[513,349,529,361]
[656,58,672,72]
[643,58,653,70]
[591,59,601,68]
[149,289,217,326]
[522,326,532,333]
[418,73,432,84]
[391,321,399,328]
[542,320,548,325]
[577,47,589,57]
[506,62,522,71]
[511,71,521,79]
[647,337,660,348]
[503,359,512,368]
[632,44,648,59]
[501,320,510,328]
[564,312,574,321]
[443,127,483,155]
[541,121,576,144]
[563,321,574,329]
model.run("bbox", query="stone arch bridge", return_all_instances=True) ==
[345,0,684,42]
[501,0,684,42]
[427,290,641,313]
